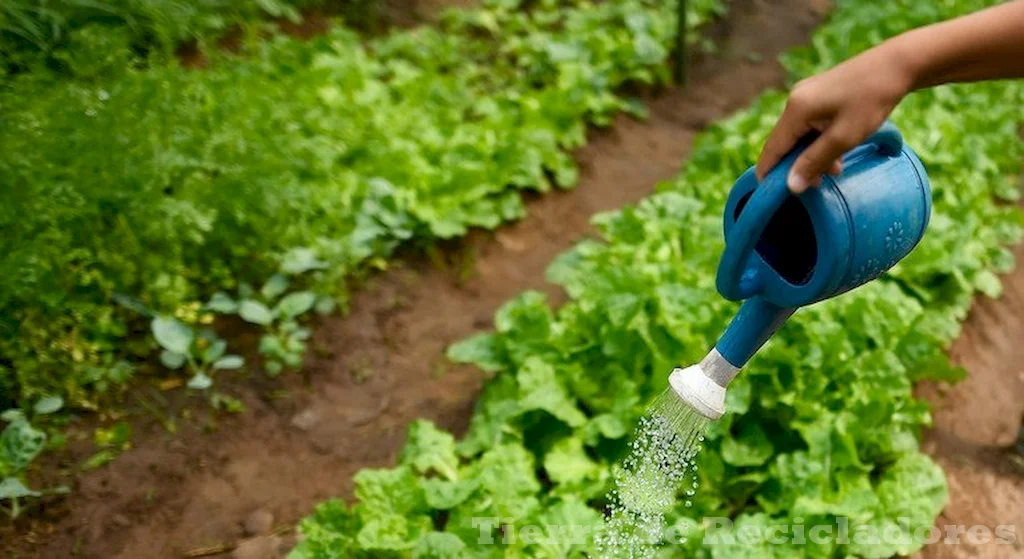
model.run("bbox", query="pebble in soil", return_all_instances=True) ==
[595,388,711,559]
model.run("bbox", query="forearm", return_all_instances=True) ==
[885,0,1024,90]
[756,0,1024,191]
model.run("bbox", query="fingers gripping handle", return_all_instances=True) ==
[715,122,903,302]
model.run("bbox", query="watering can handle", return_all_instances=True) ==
[716,122,903,301]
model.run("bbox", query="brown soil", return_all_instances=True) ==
[916,238,1024,558]
[2,0,829,557]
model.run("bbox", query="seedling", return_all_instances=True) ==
[151,316,244,390]
[82,421,133,470]
[210,392,246,414]
[0,397,70,518]
[206,271,333,376]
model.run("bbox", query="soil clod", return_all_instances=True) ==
[243,509,275,536]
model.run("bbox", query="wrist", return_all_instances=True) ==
[879,32,928,93]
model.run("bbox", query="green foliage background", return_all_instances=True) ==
[290,0,1024,557]
[0,0,724,410]
[0,0,321,75]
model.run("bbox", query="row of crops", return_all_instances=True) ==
[0,0,725,410]
[1,0,323,74]
[289,0,1024,557]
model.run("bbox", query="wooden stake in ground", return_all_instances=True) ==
[675,0,688,85]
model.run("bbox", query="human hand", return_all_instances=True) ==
[755,43,915,193]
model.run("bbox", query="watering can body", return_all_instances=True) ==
[714,121,931,368]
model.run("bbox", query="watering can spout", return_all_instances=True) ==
[668,349,736,420]
[669,300,793,421]
[715,298,795,368]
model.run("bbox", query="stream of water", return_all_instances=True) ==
[595,388,711,558]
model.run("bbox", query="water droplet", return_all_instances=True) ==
[595,388,710,558]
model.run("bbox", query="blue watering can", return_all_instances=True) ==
[669,121,931,419]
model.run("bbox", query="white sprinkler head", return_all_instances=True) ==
[668,349,739,420]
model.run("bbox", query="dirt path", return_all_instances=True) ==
[917,238,1024,558]
[3,1,828,557]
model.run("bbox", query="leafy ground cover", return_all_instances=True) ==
[290,0,1024,557]
[0,0,725,411]
[1,0,324,77]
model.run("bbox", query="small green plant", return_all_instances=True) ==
[210,392,246,414]
[0,396,69,519]
[82,421,133,470]
[207,271,332,376]
[151,316,244,390]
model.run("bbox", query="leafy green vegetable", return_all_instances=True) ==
[239,301,275,327]
[421,478,479,510]
[543,436,604,490]
[412,531,467,558]
[516,357,588,428]
[1,399,68,518]
[400,420,460,482]
[845,454,948,558]
[352,467,432,551]
[152,316,194,356]
[0,411,45,477]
